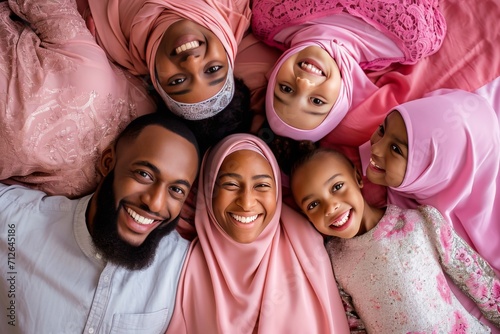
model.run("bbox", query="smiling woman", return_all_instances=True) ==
[165,133,350,333]
[83,0,251,120]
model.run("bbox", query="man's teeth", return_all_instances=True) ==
[370,158,382,169]
[231,214,258,224]
[127,208,155,225]
[331,212,349,227]
[300,62,323,75]
[175,41,200,54]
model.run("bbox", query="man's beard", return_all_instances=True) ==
[90,170,179,270]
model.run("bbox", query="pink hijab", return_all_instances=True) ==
[87,0,250,80]
[386,90,500,274]
[266,24,378,142]
[166,134,349,334]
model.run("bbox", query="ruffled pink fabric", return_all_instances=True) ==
[167,134,350,334]
[0,0,155,197]
[252,0,446,66]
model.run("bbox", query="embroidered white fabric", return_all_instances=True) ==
[157,66,235,120]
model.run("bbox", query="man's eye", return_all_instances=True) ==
[168,77,186,86]
[279,84,293,93]
[206,65,222,74]
[311,97,325,106]
[136,170,152,181]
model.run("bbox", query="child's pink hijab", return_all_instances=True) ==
[166,134,349,333]
[87,0,250,77]
[388,89,500,274]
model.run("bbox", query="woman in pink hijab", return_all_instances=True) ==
[167,133,350,333]
[83,0,251,121]
[251,0,446,142]
[362,89,500,332]
[0,0,156,197]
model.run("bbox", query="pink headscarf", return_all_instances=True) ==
[87,0,250,79]
[386,89,500,274]
[166,134,349,334]
[266,24,378,142]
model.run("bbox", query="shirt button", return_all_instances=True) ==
[103,276,109,282]
[88,328,94,333]
[95,253,102,260]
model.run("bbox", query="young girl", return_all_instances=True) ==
[360,89,500,331]
[290,147,500,333]
[251,0,446,142]
[166,133,350,333]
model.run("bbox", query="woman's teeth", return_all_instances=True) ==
[231,214,258,224]
[300,62,323,75]
[127,208,155,225]
[175,41,200,55]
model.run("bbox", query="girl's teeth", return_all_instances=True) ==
[231,214,258,224]
[331,212,349,227]
[127,208,155,225]
[370,158,383,169]
[175,41,200,54]
[300,62,323,75]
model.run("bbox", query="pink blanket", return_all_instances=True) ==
[0,0,156,197]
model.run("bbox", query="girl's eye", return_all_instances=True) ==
[255,183,272,191]
[311,97,325,106]
[306,201,319,211]
[221,182,239,190]
[332,182,344,192]
[206,65,222,74]
[279,84,294,94]
[391,144,403,155]
[168,77,186,86]
[377,124,385,136]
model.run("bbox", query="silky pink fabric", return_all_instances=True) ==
[167,134,350,334]
[86,0,250,93]
[0,0,155,197]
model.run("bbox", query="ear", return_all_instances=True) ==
[355,169,364,188]
[99,146,116,177]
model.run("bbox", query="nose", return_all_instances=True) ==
[296,76,315,90]
[325,199,340,217]
[235,188,256,210]
[370,134,384,157]
[180,54,202,70]
[141,184,167,214]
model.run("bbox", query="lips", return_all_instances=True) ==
[369,157,385,172]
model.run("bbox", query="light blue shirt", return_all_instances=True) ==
[0,184,189,334]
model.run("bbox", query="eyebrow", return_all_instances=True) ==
[274,92,328,117]
[168,77,226,96]
[133,161,192,188]
[300,173,341,206]
[217,172,273,181]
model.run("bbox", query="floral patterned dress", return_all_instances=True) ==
[327,204,500,333]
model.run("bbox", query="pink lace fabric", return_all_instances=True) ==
[0,0,156,197]
[252,0,446,65]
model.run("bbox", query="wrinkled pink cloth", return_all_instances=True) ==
[0,0,156,197]
[167,134,350,334]
[85,0,251,95]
